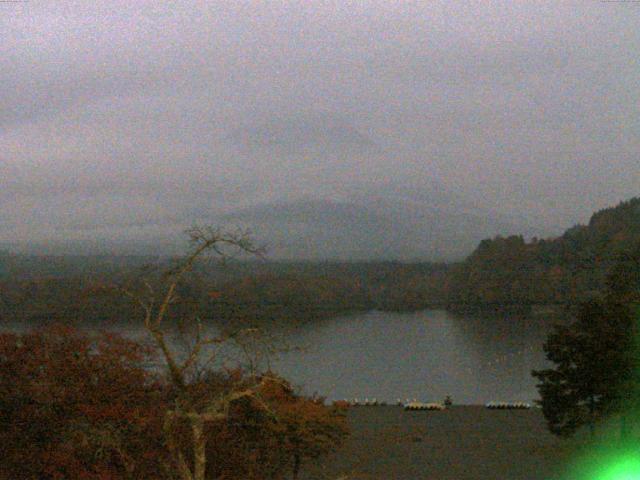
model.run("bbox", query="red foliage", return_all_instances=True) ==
[200,374,349,479]
[332,400,350,410]
[0,325,167,480]
[0,329,349,480]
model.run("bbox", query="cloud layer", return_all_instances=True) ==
[1,1,638,250]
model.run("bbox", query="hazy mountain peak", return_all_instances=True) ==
[225,112,381,155]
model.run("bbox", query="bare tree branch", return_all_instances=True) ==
[115,225,272,480]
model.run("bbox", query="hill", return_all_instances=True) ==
[446,197,640,310]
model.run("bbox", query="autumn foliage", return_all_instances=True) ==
[0,325,166,479]
[162,372,349,479]
[0,326,348,479]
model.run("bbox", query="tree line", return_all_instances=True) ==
[3,198,639,323]
[446,198,640,311]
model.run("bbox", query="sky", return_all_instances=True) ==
[1,1,639,251]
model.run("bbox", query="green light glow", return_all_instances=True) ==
[595,456,640,480]
[563,441,640,480]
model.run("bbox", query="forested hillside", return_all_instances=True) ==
[2,198,639,325]
[0,258,449,328]
[446,198,640,310]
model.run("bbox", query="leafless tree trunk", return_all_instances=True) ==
[119,226,275,480]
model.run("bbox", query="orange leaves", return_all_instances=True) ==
[332,399,350,410]
[0,325,166,480]
[0,329,349,480]
[254,374,349,462]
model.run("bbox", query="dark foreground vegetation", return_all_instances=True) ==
[532,239,640,443]
[3,324,630,480]
[0,228,352,480]
[0,326,348,479]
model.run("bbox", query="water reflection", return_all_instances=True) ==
[2,309,562,405]
[271,310,560,404]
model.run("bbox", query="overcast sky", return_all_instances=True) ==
[1,1,639,247]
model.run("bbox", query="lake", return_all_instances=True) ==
[271,309,557,405]
[4,308,559,405]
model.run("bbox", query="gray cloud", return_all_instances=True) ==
[1,1,638,252]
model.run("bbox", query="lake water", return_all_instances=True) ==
[271,309,556,405]
[4,309,559,405]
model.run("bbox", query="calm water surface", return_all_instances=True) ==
[6,309,558,405]
[271,309,555,404]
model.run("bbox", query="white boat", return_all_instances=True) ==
[485,401,531,410]
[404,401,446,411]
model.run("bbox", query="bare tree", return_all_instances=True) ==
[117,226,278,480]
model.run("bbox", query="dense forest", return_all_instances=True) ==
[0,254,449,328]
[1,197,638,327]
[446,197,640,312]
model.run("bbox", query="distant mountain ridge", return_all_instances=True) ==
[10,187,545,260]
[202,189,546,260]
[5,113,554,258]
[190,113,551,260]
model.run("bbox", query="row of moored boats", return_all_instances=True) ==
[339,398,532,410]
[343,398,450,410]
[484,402,532,409]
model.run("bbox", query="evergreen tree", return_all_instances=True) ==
[532,248,640,437]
